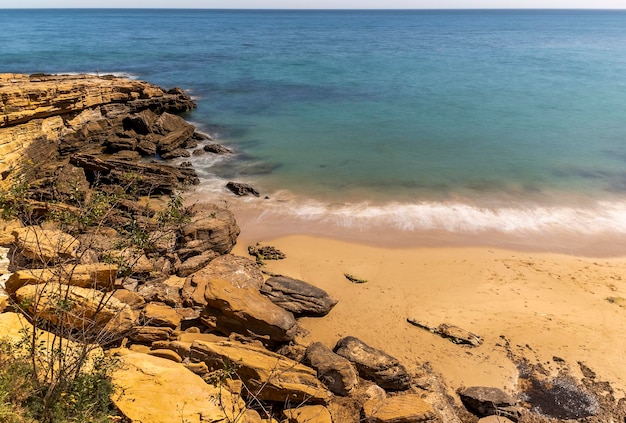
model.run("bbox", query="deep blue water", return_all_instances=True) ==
[2,9,626,242]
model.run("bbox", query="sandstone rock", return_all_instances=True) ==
[458,386,518,419]
[182,254,264,306]
[112,349,247,423]
[142,302,182,329]
[5,262,118,294]
[282,405,333,423]
[177,249,219,277]
[176,332,228,344]
[0,247,10,275]
[0,277,9,312]
[14,284,137,343]
[305,342,358,396]
[0,219,23,246]
[160,148,191,159]
[112,289,146,309]
[334,337,411,391]
[200,277,298,343]
[261,276,338,317]
[363,393,438,423]
[148,348,183,363]
[137,275,186,307]
[13,226,79,262]
[190,339,331,404]
[177,203,240,257]
[226,181,260,197]
[130,326,173,344]
[478,417,515,423]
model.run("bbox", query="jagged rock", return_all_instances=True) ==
[363,391,439,423]
[112,349,247,423]
[458,387,518,420]
[5,263,118,294]
[160,148,191,159]
[204,143,233,154]
[130,326,173,344]
[0,219,23,246]
[176,203,240,260]
[12,226,79,262]
[283,405,333,423]
[136,139,157,156]
[226,181,260,197]
[69,153,199,195]
[182,254,264,306]
[407,317,483,347]
[334,336,411,391]
[305,342,358,396]
[200,276,298,344]
[15,283,138,343]
[190,339,331,404]
[53,164,90,205]
[261,275,338,317]
[142,303,182,329]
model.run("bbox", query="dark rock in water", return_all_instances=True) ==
[334,336,411,391]
[226,181,259,197]
[204,143,233,154]
[261,275,338,317]
[192,149,205,156]
[458,386,519,421]
[305,342,358,396]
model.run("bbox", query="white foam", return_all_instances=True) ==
[250,197,626,236]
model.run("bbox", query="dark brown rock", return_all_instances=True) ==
[458,386,518,420]
[305,342,358,396]
[204,143,233,154]
[334,336,411,391]
[261,275,338,317]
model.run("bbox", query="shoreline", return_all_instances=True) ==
[231,231,626,399]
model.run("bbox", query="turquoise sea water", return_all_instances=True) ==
[2,9,626,250]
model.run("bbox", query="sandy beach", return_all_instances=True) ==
[231,222,626,400]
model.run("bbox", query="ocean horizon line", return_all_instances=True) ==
[2,7,626,11]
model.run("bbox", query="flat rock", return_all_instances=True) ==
[176,249,219,277]
[137,275,186,307]
[190,339,331,404]
[112,349,247,423]
[282,405,333,423]
[130,326,173,344]
[261,275,338,317]
[334,336,411,391]
[363,393,439,423]
[305,342,358,396]
[142,303,182,329]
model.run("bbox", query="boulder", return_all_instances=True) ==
[226,181,260,197]
[137,275,186,307]
[182,254,264,307]
[112,350,248,423]
[12,226,79,262]
[142,303,182,329]
[5,262,118,294]
[0,219,23,246]
[200,276,298,343]
[190,340,331,404]
[111,289,146,309]
[305,342,358,396]
[0,246,10,274]
[282,405,333,423]
[363,391,439,423]
[458,387,518,420]
[334,337,411,391]
[261,275,338,317]
[14,283,137,343]
[148,348,183,363]
[177,203,240,257]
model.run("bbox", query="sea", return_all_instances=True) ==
[2,9,626,254]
